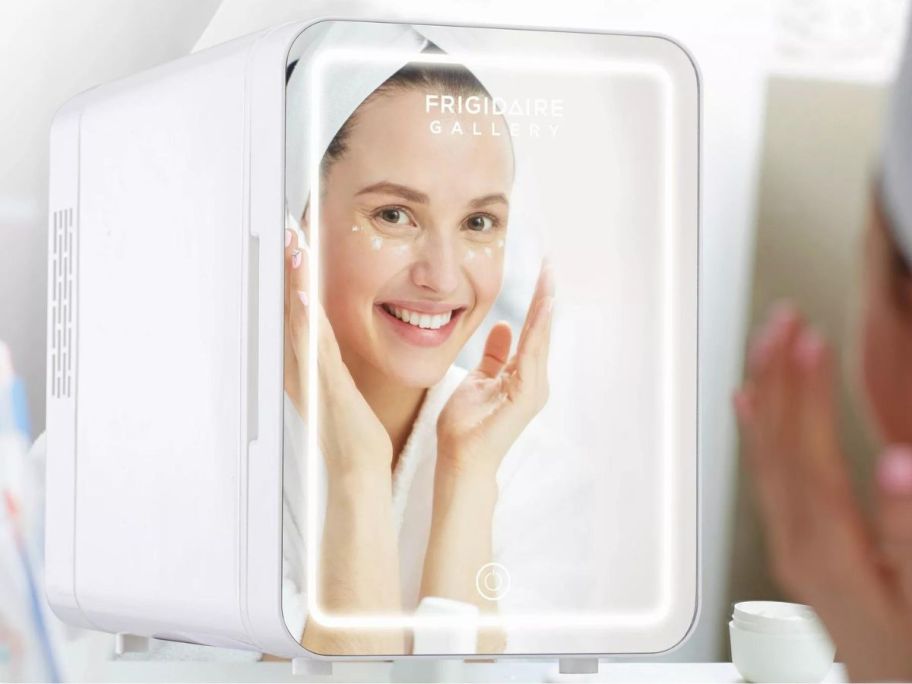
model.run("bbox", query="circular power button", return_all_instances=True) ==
[475,562,511,601]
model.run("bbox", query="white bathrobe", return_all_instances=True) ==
[281,364,598,653]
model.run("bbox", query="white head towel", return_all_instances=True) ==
[284,21,500,226]
[881,26,912,264]
[285,22,427,226]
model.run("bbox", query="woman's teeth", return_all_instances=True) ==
[385,305,453,330]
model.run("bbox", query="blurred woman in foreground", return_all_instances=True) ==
[734,28,912,683]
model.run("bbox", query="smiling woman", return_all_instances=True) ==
[281,31,556,658]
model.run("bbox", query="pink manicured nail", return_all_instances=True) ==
[877,445,912,495]
[285,229,292,247]
[291,250,302,269]
[297,290,309,307]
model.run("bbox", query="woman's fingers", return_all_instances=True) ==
[736,386,804,591]
[754,303,803,444]
[538,293,555,370]
[515,261,555,358]
[743,305,805,509]
[282,227,352,405]
[284,229,296,319]
[876,445,912,606]
[739,305,885,606]
[523,295,554,361]
[515,260,555,355]
[512,294,554,413]
[477,322,512,378]
[791,328,853,498]
[286,232,309,370]
[284,228,308,416]
[518,291,554,370]
[739,305,821,594]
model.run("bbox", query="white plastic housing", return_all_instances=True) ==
[45,21,300,658]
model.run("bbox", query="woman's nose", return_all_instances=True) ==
[410,233,460,294]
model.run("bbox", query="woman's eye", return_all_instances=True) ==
[465,214,495,232]
[376,208,412,225]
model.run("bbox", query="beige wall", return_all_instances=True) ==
[724,75,888,654]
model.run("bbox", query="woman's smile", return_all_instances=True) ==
[376,299,467,347]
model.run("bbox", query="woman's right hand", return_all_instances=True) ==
[734,304,912,682]
[284,228,393,476]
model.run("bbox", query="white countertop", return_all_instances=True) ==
[52,632,849,682]
[87,660,849,683]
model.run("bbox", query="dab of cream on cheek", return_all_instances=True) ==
[351,221,504,260]
[349,222,382,250]
[465,242,504,262]
[350,223,414,255]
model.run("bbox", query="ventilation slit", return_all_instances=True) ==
[51,208,75,398]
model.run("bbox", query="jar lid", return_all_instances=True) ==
[732,601,828,635]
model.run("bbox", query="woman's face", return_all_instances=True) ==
[310,88,514,389]
[858,199,912,445]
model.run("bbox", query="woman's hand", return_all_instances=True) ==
[436,261,556,476]
[285,226,405,654]
[419,261,554,654]
[284,228,393,475]
[734,303,912,682]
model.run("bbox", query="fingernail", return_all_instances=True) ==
[285,229,292,247]
[291,250,302,269]
[794,329,824,368]
[297,290,309,307]
[877,445,912,495]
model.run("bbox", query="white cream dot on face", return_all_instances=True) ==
[351,224,361,232]
[465,249,476,261]
[496,239,505,249]
[483,247,493,258]
[371,236,383,251]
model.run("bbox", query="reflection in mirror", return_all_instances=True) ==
[281,20,698,657]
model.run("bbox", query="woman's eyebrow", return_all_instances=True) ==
[468,193,509,209]
[355,181,429,204]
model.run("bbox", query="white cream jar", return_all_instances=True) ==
[729,601,836,683]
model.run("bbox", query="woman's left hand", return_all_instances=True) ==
[436,261,555,476]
